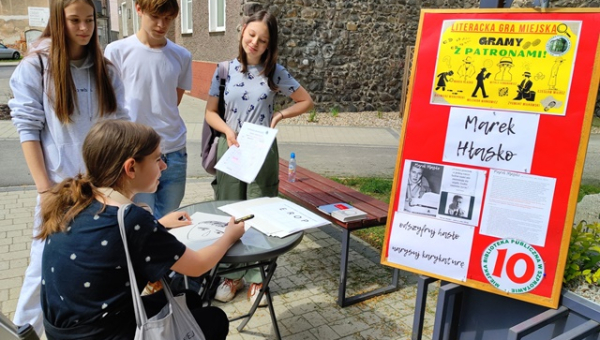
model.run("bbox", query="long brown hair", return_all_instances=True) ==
[38,120,161,239]
[238,10,279,91]
[40,0,118,124]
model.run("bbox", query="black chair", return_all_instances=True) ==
[0,312,39,340]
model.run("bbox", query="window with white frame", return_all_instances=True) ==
[181,0,193,34]
[120,2,129,37]
[131,0,140,32]
[208,0,225,32]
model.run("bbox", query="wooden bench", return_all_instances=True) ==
[278,159,400,307]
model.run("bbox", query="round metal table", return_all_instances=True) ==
[176,200,304,339]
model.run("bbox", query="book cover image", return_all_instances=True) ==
[317,203,355,214]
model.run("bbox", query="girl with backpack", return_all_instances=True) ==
[204,9,314,305]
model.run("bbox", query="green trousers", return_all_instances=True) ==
[212,136,279,200]
[213,136,279,284]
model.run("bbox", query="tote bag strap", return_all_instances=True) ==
[117,204,149,326]
[117,204,180,328]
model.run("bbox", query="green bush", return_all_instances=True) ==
[564,220,600,285]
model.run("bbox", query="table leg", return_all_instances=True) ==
[199,266,220,306]
[229,259,282,340]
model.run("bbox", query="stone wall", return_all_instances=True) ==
[241,0,479,112]
[242,0,600,116]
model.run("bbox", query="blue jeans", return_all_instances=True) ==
[135,147,187,219]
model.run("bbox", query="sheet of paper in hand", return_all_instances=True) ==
[215,122,278,183]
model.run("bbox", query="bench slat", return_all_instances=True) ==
[278,159,389,231]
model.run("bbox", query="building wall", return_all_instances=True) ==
[241,0,483,112]
[0,0,48,49]
[175,0,241,62]
[172,0,243,99]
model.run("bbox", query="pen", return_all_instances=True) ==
[234,214,255,223]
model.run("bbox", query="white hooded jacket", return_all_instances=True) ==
[9,39,129,184]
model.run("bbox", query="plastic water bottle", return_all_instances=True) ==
[288,152,297,182]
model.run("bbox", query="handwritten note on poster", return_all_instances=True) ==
[443,107,539,172]
[430,20,580,115]
[387,211,475,281]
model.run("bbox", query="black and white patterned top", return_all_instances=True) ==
[208,58,300,133]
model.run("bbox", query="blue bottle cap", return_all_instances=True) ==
[291,152,295,158]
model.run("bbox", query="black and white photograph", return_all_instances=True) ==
[438,192,475,220]
[402,161,444,216]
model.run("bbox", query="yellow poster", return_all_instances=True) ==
[430,20,581,115]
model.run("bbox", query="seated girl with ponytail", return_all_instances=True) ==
[38,120,245,340]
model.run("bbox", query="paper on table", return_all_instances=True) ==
[215,123,278,183]
[169,212,230,250]
[219,197,330,237]
[170,211,272,250]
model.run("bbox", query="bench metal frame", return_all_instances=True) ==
[278,158,401,307]
[339,227,401,307]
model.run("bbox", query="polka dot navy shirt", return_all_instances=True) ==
[41,202,186,329]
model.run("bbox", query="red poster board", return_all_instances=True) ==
[381,8,600,308]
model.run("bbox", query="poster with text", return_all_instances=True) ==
[431,20,580,115]
[382,9,600,309]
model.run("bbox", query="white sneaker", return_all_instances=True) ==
[214,278,245,303]
[248,283,268,307]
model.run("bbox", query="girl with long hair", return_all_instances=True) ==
[39,120,241,339]
[9,0,129,335]
[204,9,314,305]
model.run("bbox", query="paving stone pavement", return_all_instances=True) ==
[0,178,437,339]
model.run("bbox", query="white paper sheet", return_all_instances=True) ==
[219,197,331,237]
[215,123,278,183]
[387,211,475,281]
[169,212,230,250]
[479,170,556,247]
[443,107,540,173]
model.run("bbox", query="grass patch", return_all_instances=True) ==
[0,58,21,63]
[579,184,600,202]
[330,176,600,251]
[331,177,393,250]
[307,109,318,123]
[593,116,600,128]
[330,106,339,118]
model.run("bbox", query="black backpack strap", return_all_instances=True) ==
[37,53,44,90]
[217,61,229,120]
